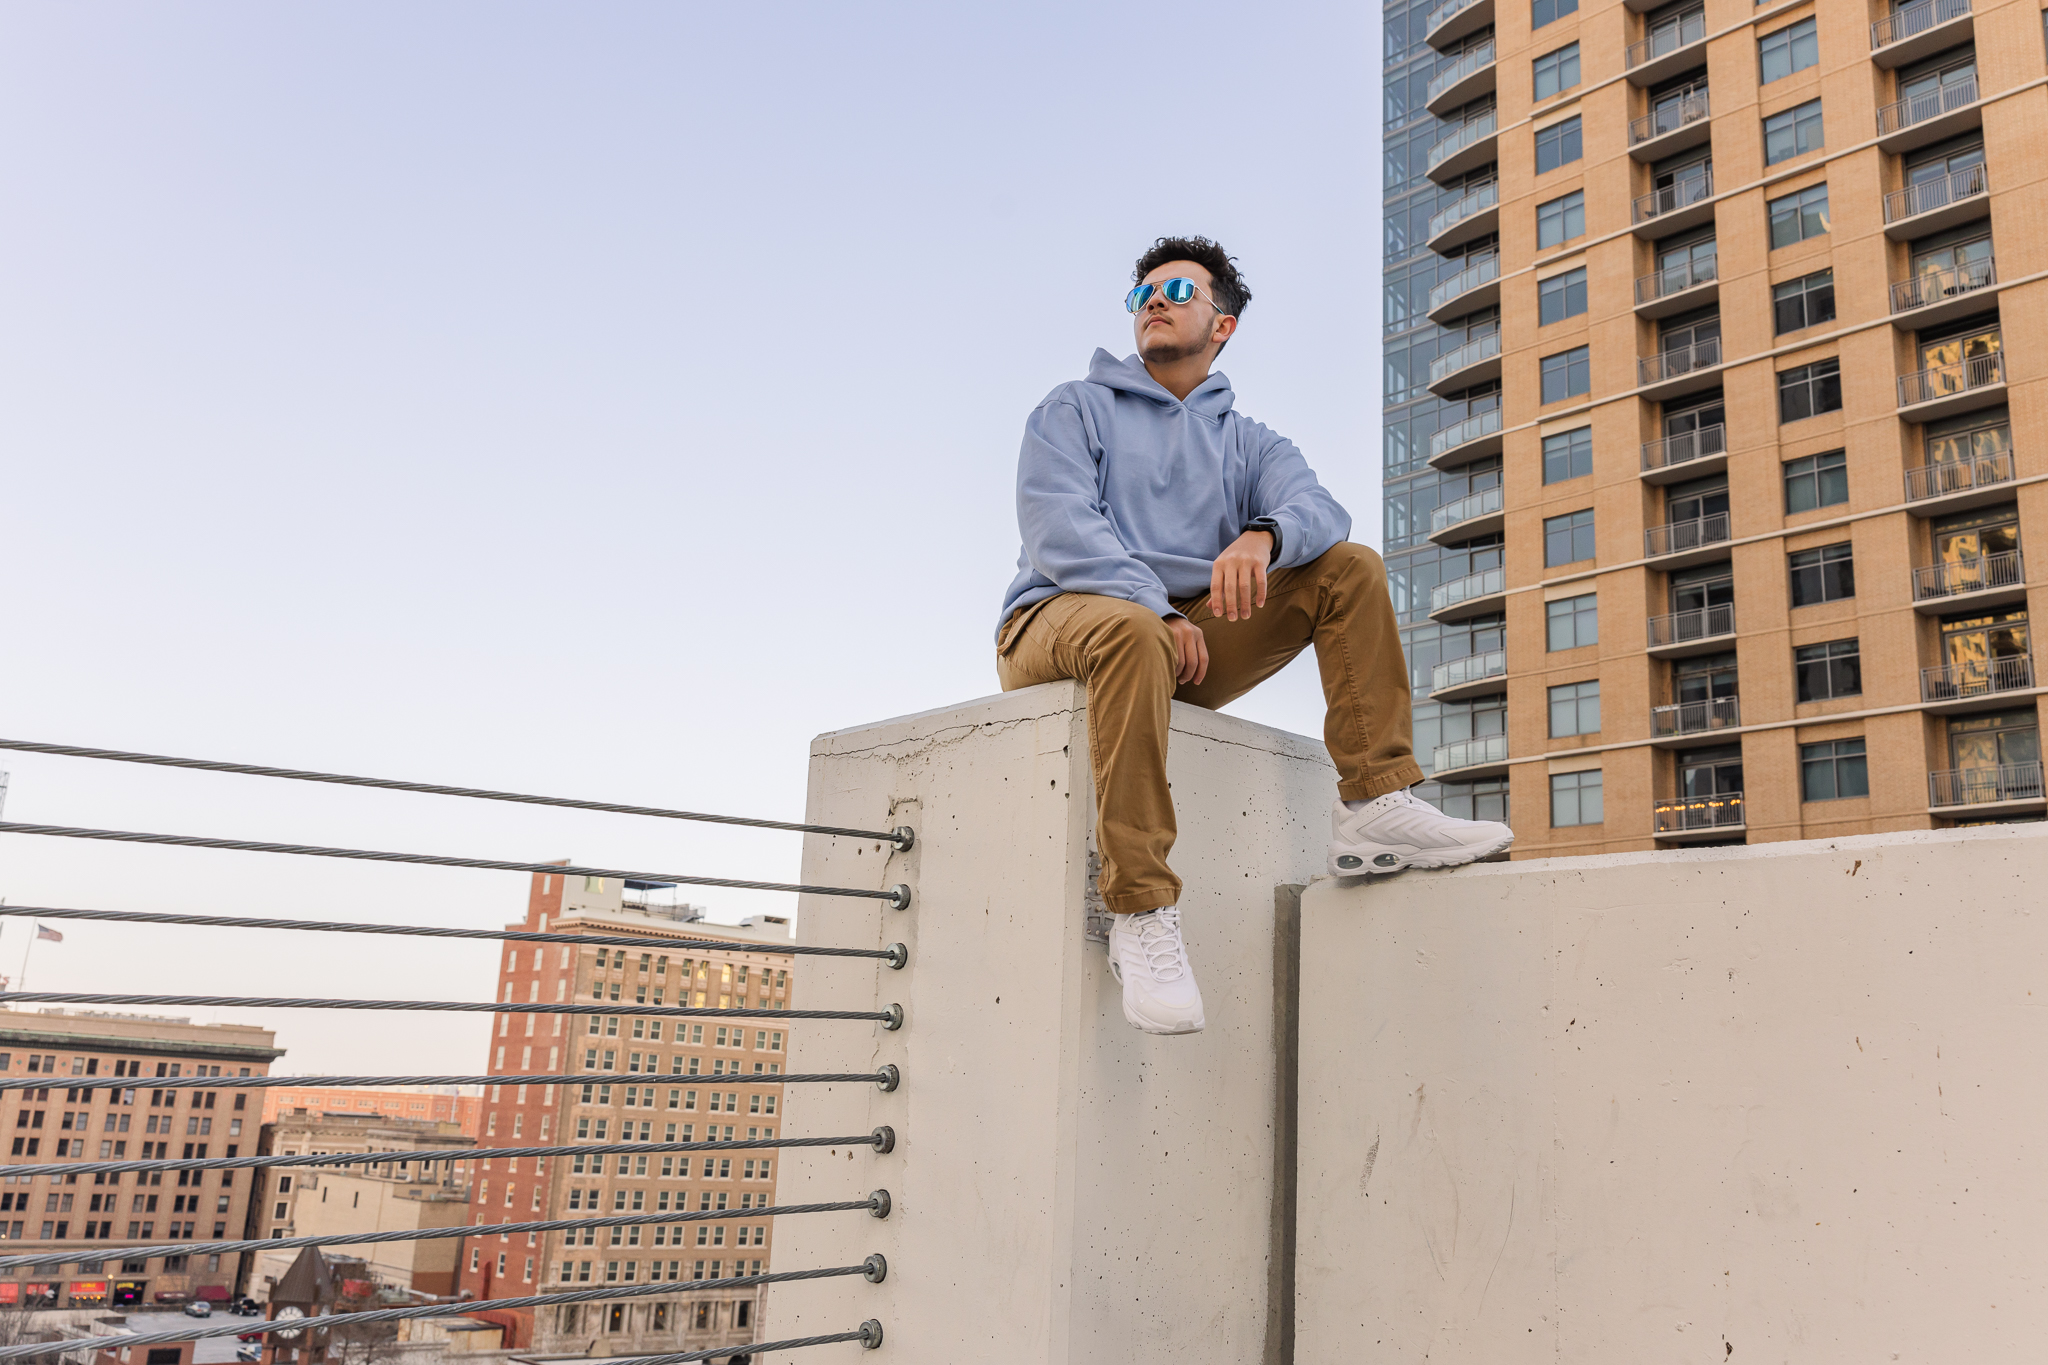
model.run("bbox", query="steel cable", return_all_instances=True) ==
[0,1068,898,1093]
[0,822,912,909]
[0,1194,889,1270]
[0,905,908,965]
[0,738,912,850]
[0,989,897,1025]
[568,1322,883,1362]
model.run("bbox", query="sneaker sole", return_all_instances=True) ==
[1327,828,1515,877]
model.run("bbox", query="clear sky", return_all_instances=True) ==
[0,3,1379,1075]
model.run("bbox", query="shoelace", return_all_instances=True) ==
[1129,907,1189,982]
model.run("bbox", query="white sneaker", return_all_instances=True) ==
[1328,788,1513,876]
[1106,907,1206,1035]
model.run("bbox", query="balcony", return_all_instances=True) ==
[1903,451,2016,515]
[1638,336,1724,400]
[1652,792,1746,841]
[1430,649,1508,702]
[1928,761,2045,815]
[1871,0,1973,69]
[1883,165,1988,240]
[1876,73,1981,153]
[1626,11,1707,87]
[1643,512,1732,568]
[1423,0,1495,50]
[1427,252,1502,323]
[1635,254,1718,319]
[1427,179,1500,254]
[1427,331,1503,395]
[1647,602,1736,658]
[1650,696,1741,743]
[1640,423,1728,483]
[1432,731,1511,780]
[1911,549,2028,612]
[1429,566,1508,622]
[1632,167,1715,237]
[1427,40,1498,116]
[1428,407,1505,469]
[1428,111,1499,183]
[1898,352,2005,421]
[1891,257,1997,330]
[1429,485,1505,545]
[1919,655,2036,713]
[1629,87,1711,161]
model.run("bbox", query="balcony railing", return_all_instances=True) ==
[1873,0,1971,51]
[1636,254,1717,305]
[1891,258,1995,314]
[1626,10,1706,69]
[1651,696,1741,738]
[1433,731,1509,774]
[1912,549,2025,601]
[1920,653,2035,703]
[1428,252,1501,315]
[1427,111,1498,174]
[1899,351,2003,407]
[1644,512,1731,558]
[1877,72,1979,137]
[1428,331,1502,388]
[1884,165,1987,224]
[1428,179,1499,244]
[1424,0,1484,38]
[1431,485,1504,537]
[1430,565,1507,615]
[1427,40,1497,105]
[1431,649,1508,694]
[1653,791,1745,834]
[1904,450,2014,502]
[1641,423,1727,473]
[1928,761,2045,808]
[1647,601,1735,648]
[1639,336,1721,386]
[1630,87,1710,145]
[1429,406,1504,461]
[1633,167,1713,224]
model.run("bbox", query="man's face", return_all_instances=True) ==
[1132,260,1235,365]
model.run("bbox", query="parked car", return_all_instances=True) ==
[235,1347,261,1362]
[231,1298,262,1317]
[183,1301,213,1319]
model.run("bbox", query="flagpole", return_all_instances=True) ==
[18,927,33,997]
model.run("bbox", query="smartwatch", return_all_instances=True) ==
[1244,516,1283,563]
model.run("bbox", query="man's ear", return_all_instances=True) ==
[1210,314,1238,348]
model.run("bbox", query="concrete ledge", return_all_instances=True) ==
[1296,823,2048,1362]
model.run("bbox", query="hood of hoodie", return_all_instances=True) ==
[1083,349,1238,420]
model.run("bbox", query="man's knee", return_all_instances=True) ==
[1079,598,1177,679]
[1316,540,1387,588]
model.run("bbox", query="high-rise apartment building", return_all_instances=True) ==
[1385,0,2045,850]
[0,1010,279,1308]
[457,872,796,1361]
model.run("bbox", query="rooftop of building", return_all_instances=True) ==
[0,1008,282,1062]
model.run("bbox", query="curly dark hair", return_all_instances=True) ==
[1133,236,1250,319]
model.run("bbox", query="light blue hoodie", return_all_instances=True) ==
[997,349,1352,637]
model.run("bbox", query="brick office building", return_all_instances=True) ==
[258,1088,480,1134]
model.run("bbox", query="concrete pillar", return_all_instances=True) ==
[764,680,1335,1364]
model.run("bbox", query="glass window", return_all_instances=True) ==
[1535,117,1583,174]
[1539,267,1588,325]
[1759,17,1819,83]
[1778,359,1842,422]
[1773,270,1835,333]
[1541,345,1591,403]
[1537,190,1585,248]
[1801,738,1869,800]
[1544,508,1597,565]
[1764,99,1825,165]
[1551,770,1604,826]
[1548,593,1599,650]
[1767,183,1830,247]
[1783,449,1848,512]
[1543,427,1593,483]
[1549,679,1602,736]
[1789,542,1855,605]
[1534,43,1581,99]
[1533,0,1580,30]
[1795,638,1861,701]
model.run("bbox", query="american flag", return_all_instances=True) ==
[34,925,62,943]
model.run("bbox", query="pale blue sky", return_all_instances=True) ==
[0,3,1378,1072]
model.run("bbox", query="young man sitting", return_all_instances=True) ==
[995,235,1514,1036]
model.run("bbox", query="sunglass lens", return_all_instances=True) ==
[1162,278,1195,304]
[1124,284,1155,313]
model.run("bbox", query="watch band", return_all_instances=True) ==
[1244,517,1283,563]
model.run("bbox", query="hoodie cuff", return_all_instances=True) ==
[1266,511,1310,569]
[1134,584,1176,620]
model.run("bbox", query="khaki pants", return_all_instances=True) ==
[996,542,1424,914]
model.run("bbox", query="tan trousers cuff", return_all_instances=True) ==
[1102,887,1182,915]
[1338,762,1426,802]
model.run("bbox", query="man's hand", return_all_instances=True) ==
[1167,616,1209,687]
[1210,529,1274,622]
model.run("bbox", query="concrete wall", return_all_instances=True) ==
[1296,823,2048,1363]
[766,680,1337,1365]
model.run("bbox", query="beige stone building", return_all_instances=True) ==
[1391,0,2046,849]
[245,1112,473,1299]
